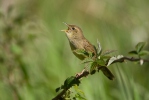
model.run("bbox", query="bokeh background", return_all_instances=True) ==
[0,0,149,100]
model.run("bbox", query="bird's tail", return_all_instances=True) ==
[100,67,115,80]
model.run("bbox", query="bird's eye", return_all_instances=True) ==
[72,27,75,30]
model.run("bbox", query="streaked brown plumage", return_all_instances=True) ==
[61,23,114,80]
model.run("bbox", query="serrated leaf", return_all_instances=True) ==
[128,50,138,55]
[139,50,149,56]
[55,87,61,92]
[74,85,85,96]
[64,76,75,87]
[90,62,97,74]
[88,51,94,58]
[96,59,106,66]
[75,93,86,100]
[100,55,111,60]
[64,76,80,89]
[81,58,93,64]
[74,49,86,55]
[135,42,146,53]
[73,49,90,58]
[55,85,65,92]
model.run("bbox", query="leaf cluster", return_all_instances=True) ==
[129,42,149,57]
[53,41,149,100]
[56,76,81,93]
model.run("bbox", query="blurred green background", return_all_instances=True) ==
[0,0,149,100]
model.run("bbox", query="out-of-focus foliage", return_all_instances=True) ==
[0,0,149,100]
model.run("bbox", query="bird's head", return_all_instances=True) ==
[61,22,84,39]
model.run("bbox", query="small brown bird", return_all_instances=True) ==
[61,23,114,80]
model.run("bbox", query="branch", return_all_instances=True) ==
[112,56,149,64]
[52,70,89,100]
[52,56,149,100]
[52,89,67,100]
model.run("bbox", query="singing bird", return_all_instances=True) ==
[61,23,114,80]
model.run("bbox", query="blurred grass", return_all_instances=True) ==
[0,0,149,100]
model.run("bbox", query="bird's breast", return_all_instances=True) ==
[69,39,86,60]
[72,39,85,49]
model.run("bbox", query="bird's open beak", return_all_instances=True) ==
[61,22,70,32]
[63,22,69,27]
[60,29,67,32]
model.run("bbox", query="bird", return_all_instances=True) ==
[61,23,114,80]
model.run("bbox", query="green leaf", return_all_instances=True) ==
[128,50,138,55]
[135,42,146,53]
[88,51,94,58]
[75,93,86,100]
[64,76,75,88]
[74,85,85,96]
[64,76,80,89]
[55,85,65,92]
[73,49,88,57]
[100,55,111,60]
[90,62,97,75]
[81,58,93,64]
[55,87,61,92]
[72,85,87,100]
[74,49,94,59]
[96,59,106,66]
[139,50,149,56]
[74,49,86,54]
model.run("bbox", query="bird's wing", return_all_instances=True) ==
[82,39,97,58]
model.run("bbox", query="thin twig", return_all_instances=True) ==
[112,56,149,64]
